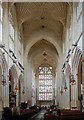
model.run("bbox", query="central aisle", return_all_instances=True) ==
[28,110,47,120]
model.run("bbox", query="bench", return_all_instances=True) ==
[20,109,39,120]
[59,109,84,120]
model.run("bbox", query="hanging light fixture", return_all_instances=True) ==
[15,84,18,92]
[64,61,68,92]
[64,83,68,92]
[2,77,6,86]
[22,88,25,95]
[70,74,76,85]
[60,88,63,95]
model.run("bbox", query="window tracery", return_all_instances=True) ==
[39,66,53,100]
[0,2,2,42]
[9,12,14,51]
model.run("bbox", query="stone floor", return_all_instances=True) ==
[28,110,46,120]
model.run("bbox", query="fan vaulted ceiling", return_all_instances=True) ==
[10,2,68,71]
[15,2,68,42]
[28,40,58,72]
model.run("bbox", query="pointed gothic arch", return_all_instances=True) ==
[73,47,82,110]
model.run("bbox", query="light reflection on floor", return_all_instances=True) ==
[28,110,46,120]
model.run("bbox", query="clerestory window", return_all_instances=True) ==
[0,2,2,42]
[9,12,14,51]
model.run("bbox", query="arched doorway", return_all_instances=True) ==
[78,56,82,110]
[72,47,82,110]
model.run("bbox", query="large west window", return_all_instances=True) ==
[39,66,53,100]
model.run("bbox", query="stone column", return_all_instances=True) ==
[24,57,32,107]
[2,2,9,107]
[82,1,84,111]
[31,70,36,106]
[35,72,39,104]
[0,66,2,119]
[24,56,28,102]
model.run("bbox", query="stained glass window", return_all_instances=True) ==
[39,66,53,100]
